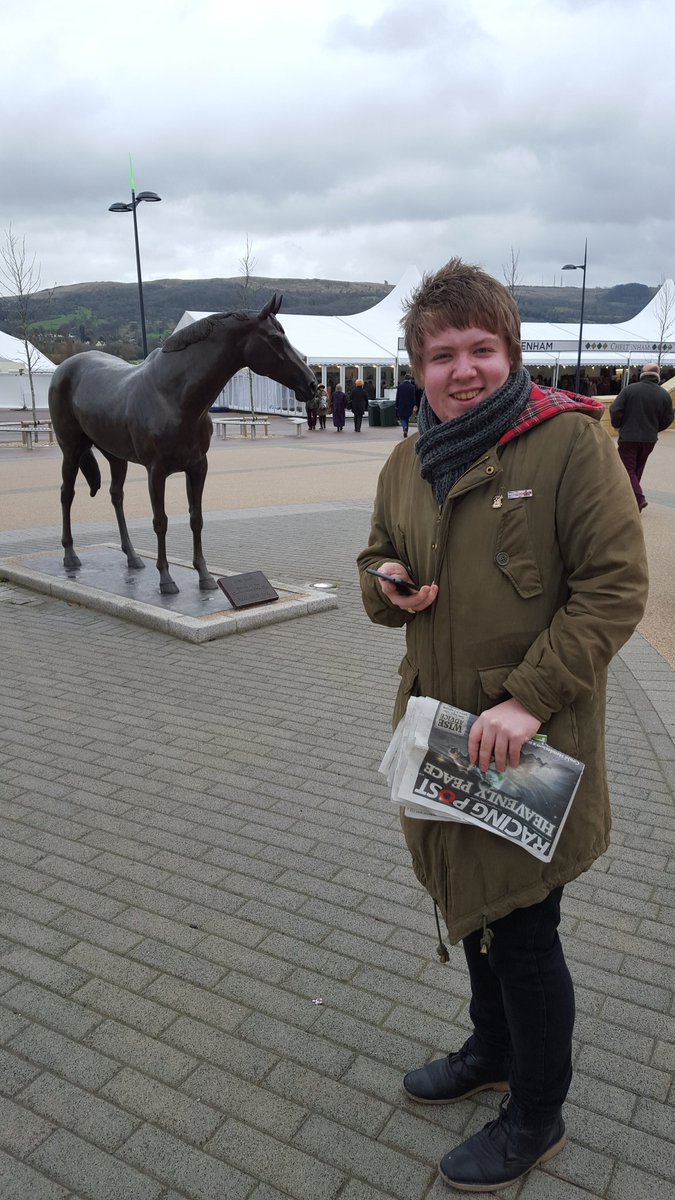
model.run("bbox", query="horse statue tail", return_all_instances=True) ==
[79,449,101,497]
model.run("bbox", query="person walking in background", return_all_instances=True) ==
[610,363,673,511]
[395,371,418,437]
[332,382,346,432]
[316,384,328,430]
[350,378,368,432]
[358,259,647,1193]
[305,391,319,431]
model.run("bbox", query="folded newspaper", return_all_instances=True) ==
[380,697,584,863]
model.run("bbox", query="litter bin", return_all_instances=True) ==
[380,400,397,427]
[368,402,381,427]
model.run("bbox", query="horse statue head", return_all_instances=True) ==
[243,294,317,405]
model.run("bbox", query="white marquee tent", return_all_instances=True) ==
[175,271,675,413]
[0,329,56,410]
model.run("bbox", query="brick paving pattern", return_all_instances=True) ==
[0,471,673,1197]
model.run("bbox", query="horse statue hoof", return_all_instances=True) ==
[200,575,218,591]
[160,580,180,595]
[64,553,82,570]
[127,556,146,570]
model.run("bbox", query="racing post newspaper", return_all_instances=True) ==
[380,697,584,863]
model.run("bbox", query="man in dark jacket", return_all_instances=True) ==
[395,372,418,437]
[610,364,673,510]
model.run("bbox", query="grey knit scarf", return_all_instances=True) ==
[415,367,531,505]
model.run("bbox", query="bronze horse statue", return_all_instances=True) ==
[48,295,316,595]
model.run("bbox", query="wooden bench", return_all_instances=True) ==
[212,417,270,439]
[0,420,55,449]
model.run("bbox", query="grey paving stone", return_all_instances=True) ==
[377,1107,467,1163]
[0,883,65,925]
[7,1024,119,1090]
[163,1014,279,1083]
[205,1117,346,1200]
[63,942,161,991]
[70,978,175,1036]
[19,1071,140,1151]
[101,1067,221,1145]
[0,913,76,957]
[84,1019,196,1084]
[214,970,323,1031]
[565,1102,675,1181]
[253,931,361,982]
[0,1146,70,1199]
[0,1045,41,1096]
[0,1007,28,1044]
[143,973,248,1032]
[608,1163,675,1200]
[40,879,127,920]
[1,981,101,1039]
[126,938,225,988]
[265,1058,392,1137]
[50,909,145,954]
[291,1113,433,1200]
[28,1128,164,1199]
[119,1122,253,1200]
[519,1168,603,1198]
[237,1011,355,1079]
[575,1043,670,1101]
[0,1093,54,1155]
[182,1062,307,1140]
[0,948,89,996]
[567,1071,637,1123]
[280,966,395,1025]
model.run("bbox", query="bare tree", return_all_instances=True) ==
[0,226,46,423]
[502,246,522,304]
[238,235,258,308]
[238,236,258,420]
[654,276,675,366]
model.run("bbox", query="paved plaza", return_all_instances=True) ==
[0,419,673,1199]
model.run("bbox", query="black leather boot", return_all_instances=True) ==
[439,1094,566,1191]
[403,1041,510,1104]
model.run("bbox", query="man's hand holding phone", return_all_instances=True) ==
[367,562,438,614]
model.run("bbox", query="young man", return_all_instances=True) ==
[357,259,648,1192]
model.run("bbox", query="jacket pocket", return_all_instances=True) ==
[393,654,420,727]
[476,662,520,713]
[494,504,543,599]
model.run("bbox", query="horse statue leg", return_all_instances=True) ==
[58,443,101,571]
[185,458,217,590]
[105,454,146,571]
[59,449,83,570]
[146,464,179,594]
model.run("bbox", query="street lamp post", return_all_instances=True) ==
[109,163,161,358]
[562,239,588,394]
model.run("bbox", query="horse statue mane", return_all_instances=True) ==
[162,295,284,354]
[163,312,241,353]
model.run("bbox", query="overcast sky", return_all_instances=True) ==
[2,0,672,295]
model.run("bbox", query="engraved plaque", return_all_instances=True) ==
[217,572,279,609]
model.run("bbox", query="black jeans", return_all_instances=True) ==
[462,887,574,1125]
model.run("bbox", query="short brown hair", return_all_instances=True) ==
[402,258,522,378]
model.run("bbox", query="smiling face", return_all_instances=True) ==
[419,326,512,423]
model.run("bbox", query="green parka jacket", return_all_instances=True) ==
[357,389,648,943]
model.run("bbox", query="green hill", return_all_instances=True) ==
[0,276,659,364]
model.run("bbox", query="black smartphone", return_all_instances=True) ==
[366,567,419,595]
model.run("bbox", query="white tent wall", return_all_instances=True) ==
[213,369,304,414]
[0,328,56,410]
[0,371,52,411]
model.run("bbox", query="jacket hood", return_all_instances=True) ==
[499,384,605,446]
